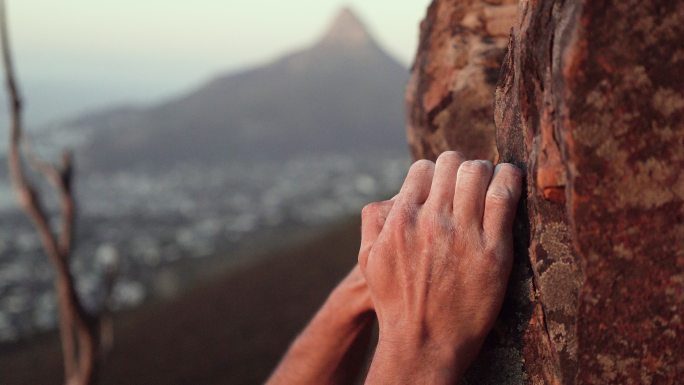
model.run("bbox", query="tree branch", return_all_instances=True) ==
[1,2,99,384]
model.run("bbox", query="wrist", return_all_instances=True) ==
[367,339,460,385]
[286,288,373,362]
[306,284,371,341]
[324,271,373,320]
[367,329,478,384]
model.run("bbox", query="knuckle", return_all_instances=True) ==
[436,150,465,164]
[424,204,455,224]
[409,159,435,176]
[422,215,450,240]
[389,205,415,230]
[483,244,501,260]
[361,202,380,219]
[416,212,434,230]
[497,162,524,178]
[486,186,514,204]
[376,201,393,220]
[459,160,492,176]
[358,251,369,270]
[480,245,507,270]
[496,163,523,180]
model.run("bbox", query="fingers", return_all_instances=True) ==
[361,200,394,244]
[483,163,523,238]
[359,200,394,269]
[383,159,434,231]
[453,160,494,226]
[395,159,435,206]
[425,151,466,209]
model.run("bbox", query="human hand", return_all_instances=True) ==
[266,197,393,385]
[266,197,400,385]
[323,196,394,316]
[360,151,523,384]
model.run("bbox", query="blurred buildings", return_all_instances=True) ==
[0,153,407,341]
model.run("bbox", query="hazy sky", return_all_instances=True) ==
[2,0,431,126]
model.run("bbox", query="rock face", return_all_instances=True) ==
[406,0,517,162]
[408,0,684,384]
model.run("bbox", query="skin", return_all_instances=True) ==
[267,151,523,385]
[266,201,393,385]
[265,265,375,385]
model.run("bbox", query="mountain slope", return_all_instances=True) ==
[77,8,409,172]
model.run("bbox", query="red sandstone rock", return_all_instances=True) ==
[406,0,517,162]
[408,0,684,384]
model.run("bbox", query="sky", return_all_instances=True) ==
[1,0,432,127]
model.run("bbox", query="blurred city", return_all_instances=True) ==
[0,1,428,384]
[0,153,408,341]
[0,4,418,341]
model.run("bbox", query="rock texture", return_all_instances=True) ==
[406,0,517,162]
[408,0,684,384]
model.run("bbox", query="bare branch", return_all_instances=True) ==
[24,139,77,256]
[1,2,99,384]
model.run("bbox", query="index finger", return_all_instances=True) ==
[359,200,394,269]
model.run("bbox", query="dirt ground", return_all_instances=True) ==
[0,218,365,385]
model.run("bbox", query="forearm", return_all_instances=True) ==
[266,281,374,385]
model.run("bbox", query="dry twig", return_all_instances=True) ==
[1,2,101,384]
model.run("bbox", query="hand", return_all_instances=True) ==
[360,151,523,384]
[352,197,394,308]
[266,199,394,385]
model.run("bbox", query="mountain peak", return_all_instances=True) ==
[319,7,374,47]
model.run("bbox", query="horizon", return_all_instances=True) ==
[0,1,430,128]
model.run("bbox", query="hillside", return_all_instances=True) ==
[0,217,366,385]
[67,8,409,172]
